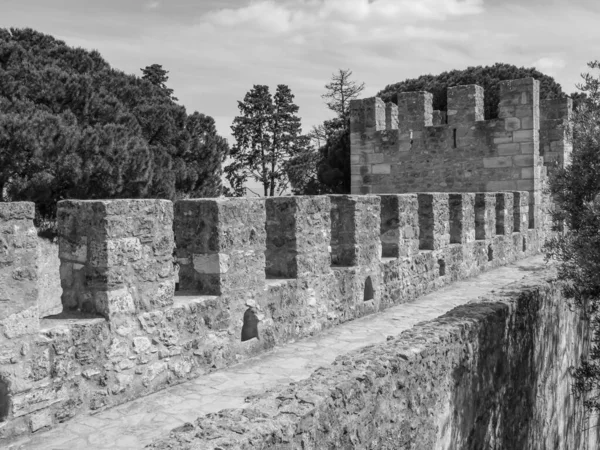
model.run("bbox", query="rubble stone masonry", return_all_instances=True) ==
[0,190,549,441]
[0,78,581,445]
[350,77,572,230]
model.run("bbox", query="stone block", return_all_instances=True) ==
[174,198,266,295]
[330,195,381,266]
[513,155,534,167]
[521,168,534,179]
[520,142,535,154]
[372,164,391,174]
[265,196,331,278]
[513,130,534,143]
[496,143,520,156]
[365,153,384,164]
[29,410,52,432]
[504,117,521,131]
[483,157,512,169]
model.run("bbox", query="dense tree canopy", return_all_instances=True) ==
[546,61,600,413]
[0,28,228,218]
[377,63,565,120]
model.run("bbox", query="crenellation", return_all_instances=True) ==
[417,193,450,251]
[0,185,550,441]
[447,84,484,125]
[330,195,381,266]
[379,194,419,257]
[449,193,476,244]
[0,75,567,441]
[397,91,433,133]
[513,191,530,233]
[265,196,331,279]
[349,97,386,135]
[351,77,560,241]
[57,199,175,319]
[475,193,496,240]
[174,198,265,295]
[495,192,514,236]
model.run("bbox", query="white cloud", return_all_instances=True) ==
[533,56,566,71]
[145,1,160,10]
[205,0,484,34]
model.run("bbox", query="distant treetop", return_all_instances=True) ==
[377,63,565,120]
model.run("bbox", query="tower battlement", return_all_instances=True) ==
[350,78,572,229]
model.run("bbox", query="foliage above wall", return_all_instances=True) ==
[225,84,310,197]
[546,60,600,414]
[0,28,229,218]
[377,63,565,120]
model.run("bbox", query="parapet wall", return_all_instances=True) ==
[0,192,547,441]
[149,270,598,450]
[350,78,573,229]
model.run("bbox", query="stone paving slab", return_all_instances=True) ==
[8,255,546,450]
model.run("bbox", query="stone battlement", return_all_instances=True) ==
[0,190,547,440]
[350,78,572,229]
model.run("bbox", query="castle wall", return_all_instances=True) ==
[350,78,572,230]
[148,271,598,450]
[0,192,548,441]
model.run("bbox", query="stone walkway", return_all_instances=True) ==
[8,255,546,450]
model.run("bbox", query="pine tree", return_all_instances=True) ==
[0,28,228,218]
[225,84,308,196]
[141,63,178,101]
[321,69,365,122]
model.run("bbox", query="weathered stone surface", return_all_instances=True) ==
[330,195,381,267]
[36,239,62,318]
[379,194,419,257]
[0,202,39,320]
[57,199,175,318]
[350,78,564,238]
[149,274,598,450]
[447,84,484,125]
[174,198,265,295]
[265,196,331,279]
[0,172,554,442]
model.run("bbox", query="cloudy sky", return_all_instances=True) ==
[1,0,597,144]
